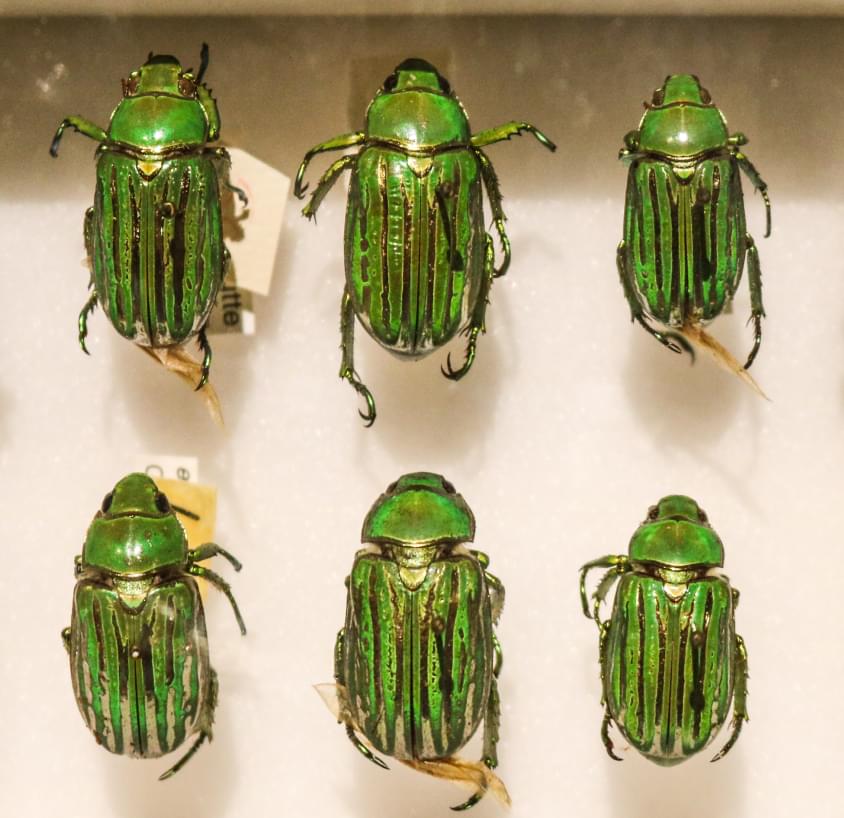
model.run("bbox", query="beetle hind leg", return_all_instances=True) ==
[601,707,623,762]
[339,288,376,426]
[743,235,764,370]
[345,724,389,770]
[159,668,219,780]
[78,292,97,355]
[442,237,494,382]
[711,633,749,762]
[194,327,213,391]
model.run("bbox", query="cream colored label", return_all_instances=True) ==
[134,454,200,483]
[207,266,255,336]
[224,146,290,297]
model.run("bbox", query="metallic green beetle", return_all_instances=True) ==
[579,496,748,765]
[295,58,556,425]
[617,74,771,369]
[334,473,505,809]
[62,473,246,779]
[50,45,245,389]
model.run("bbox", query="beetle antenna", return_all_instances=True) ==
[196,43,210,84]
[172,504,200,521]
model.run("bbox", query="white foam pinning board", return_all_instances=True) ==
[1,14,842,818]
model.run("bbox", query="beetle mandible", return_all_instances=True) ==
[333,473,507,809]
[579,495,748,765]
[50,45,246,389]
[296,58,556,425]
[617,74,771,371]
[62,473,246,779]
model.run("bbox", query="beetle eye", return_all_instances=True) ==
[383,72,398,92]
[155,492,171,513]
[101,492,113,513]
[438,75,451,95]
[698,509,709,523]
[122,76,140,97]
[178,76,196,97]
[647,505,659,521]
[652,88,665,106]
[699,87,712,104]
[442,479,456,494]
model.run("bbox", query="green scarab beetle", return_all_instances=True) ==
[579,495,748,765]
[617,74,771,369]
[333,473,506,809]
[50,45,245,389]
[62,473,246,779]
[296,58,556,425]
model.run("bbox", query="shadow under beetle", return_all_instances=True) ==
[333,473,506,809]
[296,58,556,425]
[50,45,246,389]
[617,74,771,370]
[63,473,246,779]
[579,495,748,765]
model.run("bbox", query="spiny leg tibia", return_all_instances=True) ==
[339,289,376,426]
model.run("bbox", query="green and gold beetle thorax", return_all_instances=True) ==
[332,473,508,809]
[617,74,771,375]
[62,473,246,779]
[579,496,748,765]
[50,46,246,390]
[296,58,556,425]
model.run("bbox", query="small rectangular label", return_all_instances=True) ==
[132,455,200,484]
[207,267,255,336]
[224,147,290,297]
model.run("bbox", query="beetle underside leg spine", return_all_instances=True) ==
[78,292,98,355]
[339,288,376,426]
[476,150,511,277]
[601,708,623,762]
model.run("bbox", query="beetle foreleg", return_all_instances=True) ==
[476,150,511,277]
[195,327,212,390]
[188,564,247,635]
[735,152,771,238]
[295,132,364,199]
[78,292,97,355]
[470,121,557,153]
[340,288,376,426]
[442,237,493,382]
[302,155,356,221]
[49,116,107,157]
[578,555,629,623]
[711,633,749,762]
[743,235,764,370]
[189,542,243,572]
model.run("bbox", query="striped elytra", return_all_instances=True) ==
[346,147,485,355]
[89,150,226,347]
[342,551,493,760]
[69,577,209,759]
[603,572,734,764]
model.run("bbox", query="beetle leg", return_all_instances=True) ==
[475,150,511,277]
[711,633,749,762]
[470,121,557,153]
[578,555,629,623]
[617,242,694,359]
[483,569,505,625]
[601,707,623,762]
[159,668,218,780]
[195,327,212,390]
[295,132,365,199]
[189,542,243,572]
[302,154,356,221]
[334,628,346,683]
[49,116,107,157]
[743,234,764,370]
[442,237,493,381]
[345,724,389,769]
[735,152,771,237]
[188,564,247,635]
[78,292,98,355]
[339,288,377,426]
[61,627,71,654]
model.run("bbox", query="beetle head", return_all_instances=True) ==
[362,472,475,548]
[645,495,709,525]
[122,53,199,99]
[382,58,452,96]
[650,74,713,108]
[82,473,188,576]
